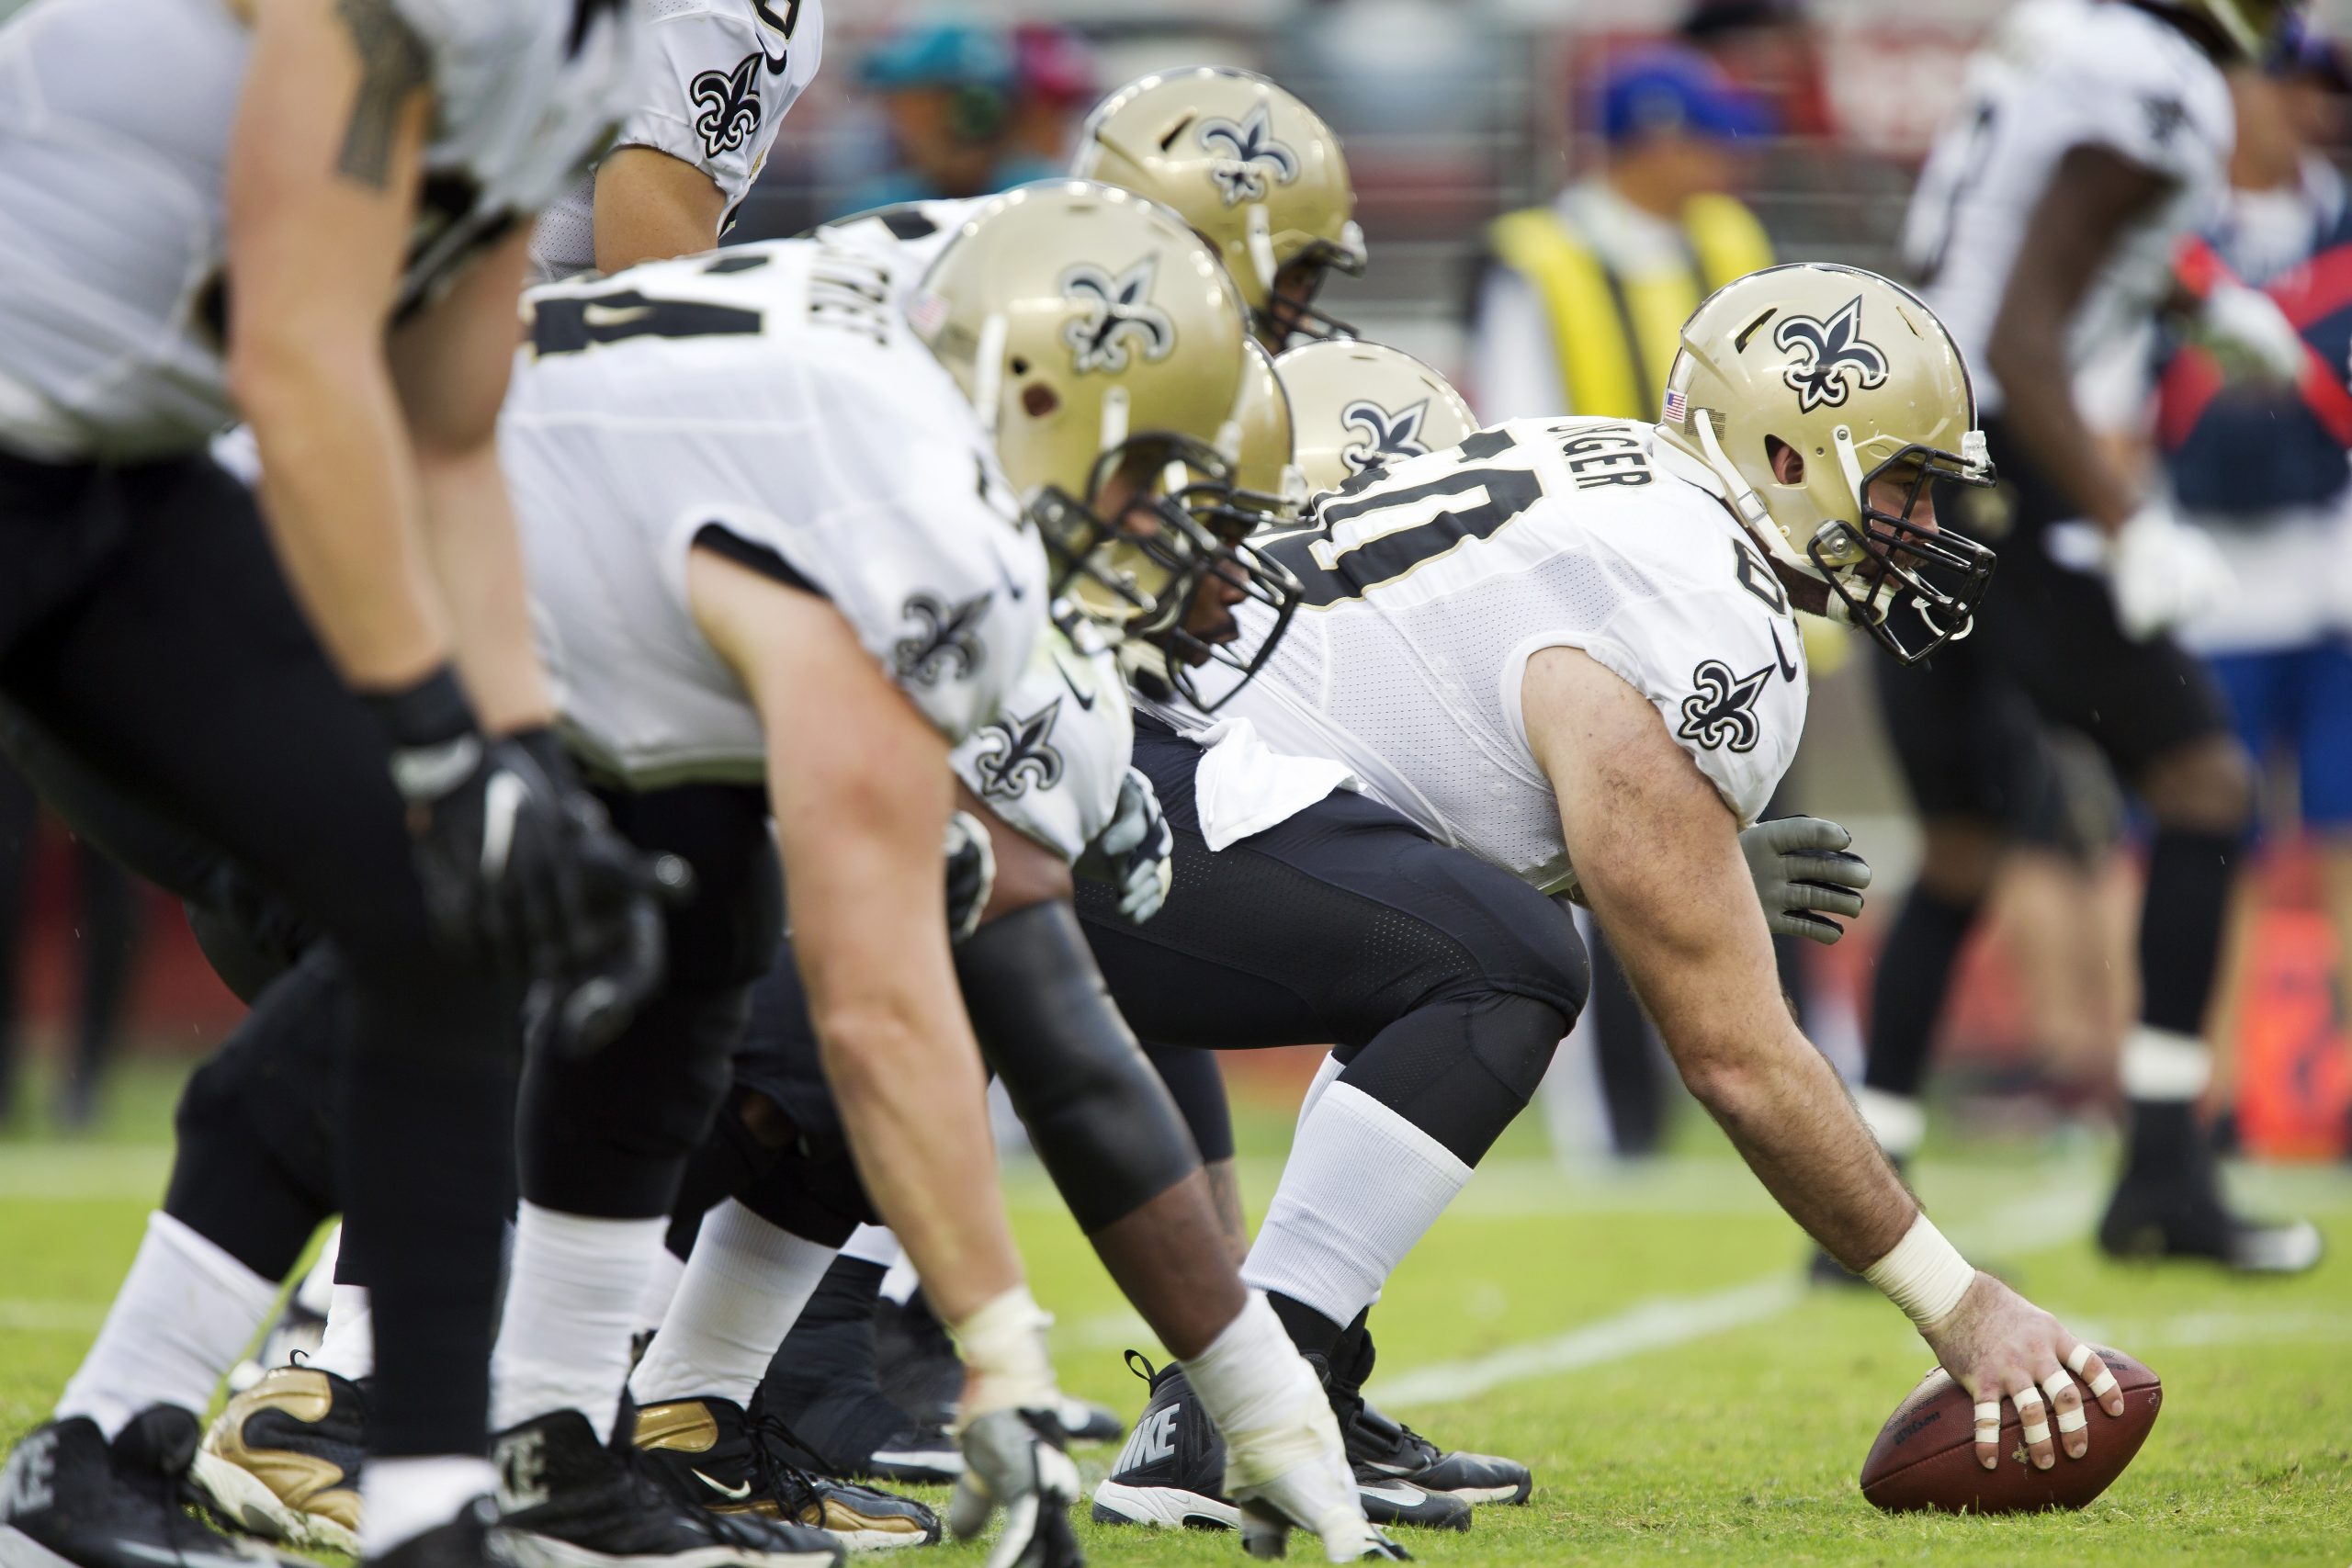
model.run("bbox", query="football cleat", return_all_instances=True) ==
[762,1290,960,1486]
[0,1407,300,1568]
[191,1364,367,1555]
[632,1396,940,1552]
[2098,1178,2324,1274]
[1090,1356,1468,1535]
[1325,1330,1531,1506]
[492,1408,842,1568]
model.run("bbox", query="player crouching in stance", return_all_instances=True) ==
[1080,264,2130,1524]
[496,182,1394,1566]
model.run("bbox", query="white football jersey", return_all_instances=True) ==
[952,620,1132,863]
[1901,0,2231,415]
[813,196,984,295]
[500,238,1047,789]
[1188,418,1809,892]
[531,0,823,281]
[0,0,635,461]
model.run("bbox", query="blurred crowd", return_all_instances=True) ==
[6,0,2350,1164]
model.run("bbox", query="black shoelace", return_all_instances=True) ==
[743,1409,829,1519]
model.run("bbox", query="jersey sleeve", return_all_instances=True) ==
[2032,19,2227,186]
[1510,583,1805,829]
[613,5,785,210]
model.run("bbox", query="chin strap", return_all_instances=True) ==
[973,312,1009,441]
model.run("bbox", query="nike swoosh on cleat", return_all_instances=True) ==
[691,1469,753,1501]
[1355,1483,1426,1506]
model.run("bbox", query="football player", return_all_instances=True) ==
[1871,0,2319,1270]
[1077,265,2132,1522]
[0,5,660,1568]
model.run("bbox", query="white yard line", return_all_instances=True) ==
[0,1300,106,1332]
[1368,1185,2104,1411]
[0,1145,172,1200]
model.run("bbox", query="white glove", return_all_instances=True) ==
[948,1409,1083,1568]
[2194,278,2308,384]
[1089,767,1175,924]
[2106,501,2236,641]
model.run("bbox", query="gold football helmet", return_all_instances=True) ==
[1072,66,1365,346]
[1657,262,1997,663]
[1272,339,1480,494]
[911,179,1250,636]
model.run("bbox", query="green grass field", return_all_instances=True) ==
[4,1059,2348,1567]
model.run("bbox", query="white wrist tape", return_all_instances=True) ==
[950,1285,1057,1427]
[1862,1213,1975,1330]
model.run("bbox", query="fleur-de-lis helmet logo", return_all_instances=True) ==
[972,697,1067,800]
[893,592,991,687]
[1196,105,1301,207]
[690,54,764,159]
[1339,398,1431,474]
[1773,296,1889,413]
[1059,258,1178,376]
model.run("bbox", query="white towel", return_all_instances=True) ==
[1190,716,1359,851]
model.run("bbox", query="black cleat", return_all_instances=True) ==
[192,1364,367,1555]
[1090,1354,1468,1534]
[363,1497,503,1568]
[2098,1178,2323,1273]
[0,1408,299,1568]
[492,1409,841,1568]
[1325,1330,1531,1506]
[632,1396,939,1552]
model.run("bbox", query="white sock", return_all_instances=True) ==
[359,1454,495,1556]
[839,1224,902,1269]
[1854,1088,1926,1161]
[2120,1025,2213,1101]
[58,1212,278,1438]
[1243,1082,1471,1328]
[310,1284,375,1382]
[489,1203,666,1438]
[1295,1052,1344,1134]
[294,1224,341,1317]
[628,1201,837,1407]
[635,1244,688,1337]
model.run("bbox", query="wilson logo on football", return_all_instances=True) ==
[1339,398,1432,473]
[1773,297,1888,413]
[1197,105,1301,206]
[1059,258,1176,375]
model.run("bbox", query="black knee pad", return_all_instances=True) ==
[957,900,1200,1234]
[1142,1043,1234,1165]
[736,1134,876,1247]
[165,1038,336,1280]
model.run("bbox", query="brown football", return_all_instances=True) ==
[1860,1346,2162,1514]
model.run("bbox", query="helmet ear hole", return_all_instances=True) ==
[1763,435,1804,486]
[1010,356,1030,376]
[1022,383,1059,418]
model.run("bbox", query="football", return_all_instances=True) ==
[1860,1347,2163,1514]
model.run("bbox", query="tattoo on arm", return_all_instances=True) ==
[334,0,428,190]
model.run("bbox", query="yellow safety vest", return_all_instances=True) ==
[1487,193,1774,422]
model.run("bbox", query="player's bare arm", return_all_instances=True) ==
[226,0,446,689]
[1526,645,2126,1471]
[387,225,556,735]
[685,547,1033,1344]
[594,146,731,276]
[1984,143,2171,534]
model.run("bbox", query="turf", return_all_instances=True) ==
[3,1059,2347,1567]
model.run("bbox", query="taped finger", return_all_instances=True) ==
[2043,1372,2088,1456]
[1973,1398,2002,1468]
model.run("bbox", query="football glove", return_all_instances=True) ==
[2107,501,2234,641]
[1739,816,1871,946]
[2191,277,2308,384]
[947,1409,1082,1568]
[1086,767,1175,924]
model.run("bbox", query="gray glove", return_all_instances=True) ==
[947,1408,1082,1568]
[1741,816,1871,944]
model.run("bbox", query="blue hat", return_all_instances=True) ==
[859,22,1017,92]
[1599,51,1774,144]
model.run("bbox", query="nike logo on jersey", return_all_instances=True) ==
[1053,651,1098,710]
[691,1469,753,1502]
[1770,621,1800,683]
[752,0,802,74]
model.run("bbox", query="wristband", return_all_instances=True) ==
[364,666,481,803]
[951,1285,1057,1427]
[1862,1213,1975,1331]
